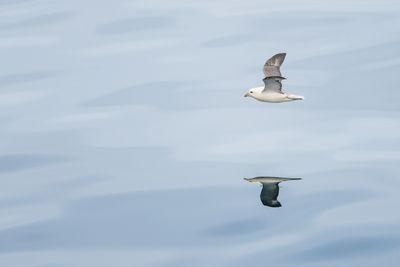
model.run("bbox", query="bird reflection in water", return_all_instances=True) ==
[244,176,301,207]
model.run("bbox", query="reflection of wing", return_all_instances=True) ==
[262,77,283,93]
[263,53,286,78]
[260,183,279,204]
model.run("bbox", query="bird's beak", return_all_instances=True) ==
[244,92,249,97]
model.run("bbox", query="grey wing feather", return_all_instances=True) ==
[262,77,283,93]
[263,53,286,78]
[260,183,279,203]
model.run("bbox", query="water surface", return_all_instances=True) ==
[1,0,400,266]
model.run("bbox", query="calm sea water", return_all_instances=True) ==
[1,0,400,266]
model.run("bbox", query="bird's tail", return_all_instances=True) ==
[280,177,302,181]
[287,94,304,101]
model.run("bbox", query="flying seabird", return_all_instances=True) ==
[244,176,301,207]
[244,53,304,103]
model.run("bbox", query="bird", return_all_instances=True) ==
[244,176,301,207]
[244,53,304,103]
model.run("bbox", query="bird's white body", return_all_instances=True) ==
[244,53,304,103]
[244,176,301,184]
[247,86,304,103]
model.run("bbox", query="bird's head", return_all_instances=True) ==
[244,178,259,183]
[244,88,256,98]
[264,200,282,208]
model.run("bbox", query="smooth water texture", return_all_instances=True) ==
[1,0,400,266]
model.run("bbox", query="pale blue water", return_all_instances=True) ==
[1,0,400,266]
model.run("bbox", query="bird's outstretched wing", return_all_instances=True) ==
[260,183,279,204]
[263,53,286,78]
[262,77,283,93]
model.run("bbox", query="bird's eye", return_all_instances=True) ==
[250,91,253,93]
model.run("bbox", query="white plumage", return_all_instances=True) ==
[244,53,304,103]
